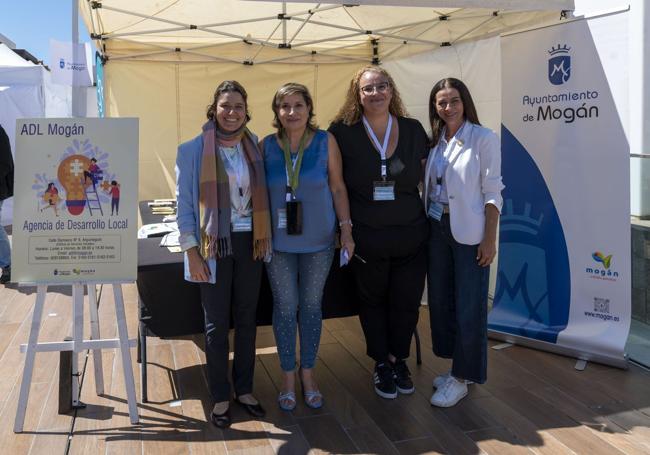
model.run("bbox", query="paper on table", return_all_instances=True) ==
[137,222,178,239]
[159,231,180,247]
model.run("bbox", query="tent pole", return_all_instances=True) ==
[282,2,287,46]
[71,0,86,118]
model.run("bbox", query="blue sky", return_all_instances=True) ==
[0,1,91,66]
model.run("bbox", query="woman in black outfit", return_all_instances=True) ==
[329,66,429,399]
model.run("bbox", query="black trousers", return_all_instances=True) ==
[199,232,262,402]
[352,221,428,362]
[427,216,489,383]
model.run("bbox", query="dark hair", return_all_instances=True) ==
[47,182,55,190]
[206,80,251,124]
[111,180,117,185]
[90,157,97,163]
[333,66,407,126]
[271,83,318,134]
[429,77,480,146]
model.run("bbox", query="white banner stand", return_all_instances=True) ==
[13,281,139,433]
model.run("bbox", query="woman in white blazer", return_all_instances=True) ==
[423,78,504,408]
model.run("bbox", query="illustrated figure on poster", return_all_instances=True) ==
[40,183,60,216]
[83,157,103,186]
[105,180,120,216]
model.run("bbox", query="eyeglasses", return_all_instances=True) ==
[360,82,390,95]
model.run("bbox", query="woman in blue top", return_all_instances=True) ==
[262,83,354,411]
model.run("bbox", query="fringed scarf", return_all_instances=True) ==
[199,120,272,260]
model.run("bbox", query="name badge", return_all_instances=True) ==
[277,209,287,229]
[232,216,252,232]
[373,180,395,201]
[428,201,444,221]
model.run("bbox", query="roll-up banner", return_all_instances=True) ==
[489,17,630,368]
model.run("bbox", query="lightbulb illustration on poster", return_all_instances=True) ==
[12,118,138,284]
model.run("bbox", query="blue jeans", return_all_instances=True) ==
[0,200,10,268]
[427,216,489,384]
[266,246,334,372]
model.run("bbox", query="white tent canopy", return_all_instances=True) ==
[81,0,573,199]
[270,1,572,8]
[0,43,35,67]
[84,0,572,64]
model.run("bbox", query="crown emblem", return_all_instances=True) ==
[500,200,544,236]
[548,44,571,56]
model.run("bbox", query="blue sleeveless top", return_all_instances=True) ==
[264,130,336,253]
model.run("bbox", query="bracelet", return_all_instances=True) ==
[338,219,353,227]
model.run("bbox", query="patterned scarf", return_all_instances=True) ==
[199,120,272,260]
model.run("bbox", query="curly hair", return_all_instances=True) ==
[332,66,408,126]
[206,80,251,124]
[271,82,319,134]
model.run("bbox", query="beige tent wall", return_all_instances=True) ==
[385,36,501,133]
[105,61,362,200]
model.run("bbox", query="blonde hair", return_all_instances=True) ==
[332,66,408,126]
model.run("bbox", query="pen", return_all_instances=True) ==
[354,254,367,264]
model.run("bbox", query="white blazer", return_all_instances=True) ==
[423,122,504,245]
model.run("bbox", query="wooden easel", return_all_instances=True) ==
[13,282,139,433]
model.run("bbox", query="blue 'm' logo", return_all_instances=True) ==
[59,58,65,69]
[548,44,571,85]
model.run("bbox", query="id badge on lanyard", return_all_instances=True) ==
[285,158,304,235]
[373,179,395,201]
[281,133,308,233]
[364,115,396,202]
[232,216,252,232]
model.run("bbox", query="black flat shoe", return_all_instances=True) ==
[210,408,231,429]
[235,398,266,418]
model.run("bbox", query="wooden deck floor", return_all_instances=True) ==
[1,282,650,454]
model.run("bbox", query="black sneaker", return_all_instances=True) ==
[392,359,415,394]
[0,267,10,284]
[373,362,397,399]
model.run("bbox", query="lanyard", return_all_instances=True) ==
[363,114,393,181]
[221,143,246,198]
[433,146,446,196]
[432,122,466,198]
[281,130,309,197]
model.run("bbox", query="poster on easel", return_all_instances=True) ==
[12,118,139,284]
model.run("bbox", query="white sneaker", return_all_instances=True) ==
[433,372,473,389]
[430,376,468,407]
[432,372,451,389]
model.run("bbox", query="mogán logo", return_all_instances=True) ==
[548,44,571,85]
[586,251,618,281]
